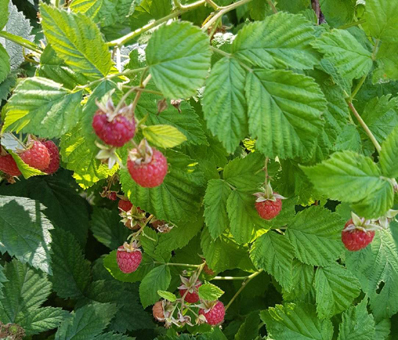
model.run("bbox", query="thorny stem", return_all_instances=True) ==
[156,262,202,268]
[225,270,263,311]
[267,0,278,14]
[108,0,207,47]
[212,275,252,280]
[202,0,254,31]
[347,101,382,153]
[210,46,253,72]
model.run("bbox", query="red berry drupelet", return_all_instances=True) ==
[0,154,21,177]
[255,197,283,220]
[199,301,225,326]
[42,140,60,174]
[116,243,142,273]
[127,140,168,188]
[19,140,50,171]
[118,199,133,212]
[342,219,375,251]
[179,282,202,303]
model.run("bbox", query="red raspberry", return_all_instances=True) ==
[118,199,133,212]
[92,111,135,147]
[199,301,225,325]
[107,192,117,201]
[42,140,60,174]
[127,149,168,188]
[255,195,282,220]
[179,283,202,303]
[19,141,50,171]
[152,301,165,321]
[342,219,375,251]
[116,246,142,273]
[0,154,21,176]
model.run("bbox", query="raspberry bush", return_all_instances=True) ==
[0,0,398,339]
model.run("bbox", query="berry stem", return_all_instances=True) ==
[225,270,263,311]
[131,75,152,114]
[267,0,278,14]
[155,262,202,268]
[264,157,269,187]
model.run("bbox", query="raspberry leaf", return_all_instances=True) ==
[337,299,376,340]
[203,57,248,153]
[139,265,171,308]
[9,150,45,178]
[286,206,344,266]
[0,0,8,30]
[142,124,187,148]
[246,69,326,159]
[40,4,113,81]
[146,21,211,99]
[314,264,361,319]
[157,290,177,302]
[55,302,117,340]
[204,179,231,239]
[379,125,398,179]
[198,283,224,302]
[346,228,398,320]
[0,196,53,274]
[232,12,319,70]
[2,78,83,138]
[250,232,295,290]
[261,303,333,340]
[282,259,314,301]
[312,29,373,80]
[0,44,9,83]
[0,260,68,336]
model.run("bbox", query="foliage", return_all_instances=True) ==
[0,0,398,339]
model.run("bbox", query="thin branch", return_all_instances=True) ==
[338,19,366,30]
[350,75,367,100]
[267,0,277,14]
[131,74,152,113]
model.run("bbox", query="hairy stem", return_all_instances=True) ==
[225,270,263,311]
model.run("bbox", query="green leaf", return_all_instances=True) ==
[139,265,171,308]
[203,57,247,153]
[37,44,88,89]
[286,206,344,266]
[346,229,398,320]
[0,265,6,299]
[261,303,333,340]
[204,179,231,239]
[232,12,319,69]
[0,71,17,101]
[50,229,91,299]
[235,311,261,340]
[0,196,53,274]
[55,302,117,340]
[379,126,398,178]
[60,80,118,189]
[364,0,398,42]
[201,229,254,273]
[157,290,176,302]
[0,260,67,336]
[9,150,46,178]
[361,95,398,143]
[302,151,394,218]
[142,124,187,148]
[120,149,205,223]
[2,77,82,138]
[277,0,310,13]
[0,0,9,30]
[40,3,113,80]
[146,21,211,98]
[312,29,373,80]
[374,319,391,340]
[0,175,90,247]
[246,70,326,159]
[90,207,130,250]
[198,283,224,301]
[250,232,295,290]
[0,44,10,83]
[314,264,361,319]
[282,259,314,301]
[374,42,398,81]
[319,0,355,27]
[337,299,376,340]
[223,152,265,192]
[70,0,103,20]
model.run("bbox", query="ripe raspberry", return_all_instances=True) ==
[118,199,133,212]
[0,154,21,176]
[19,141,50,171]
[42,140,60,174]
[199,301,225,326]
[255,195,282,220]
[152,301,165,321]
[179,282,202,303]
[342,219,375,251]
[116,245,142,273]
[92,111,135,147]
[127,149,168,188]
